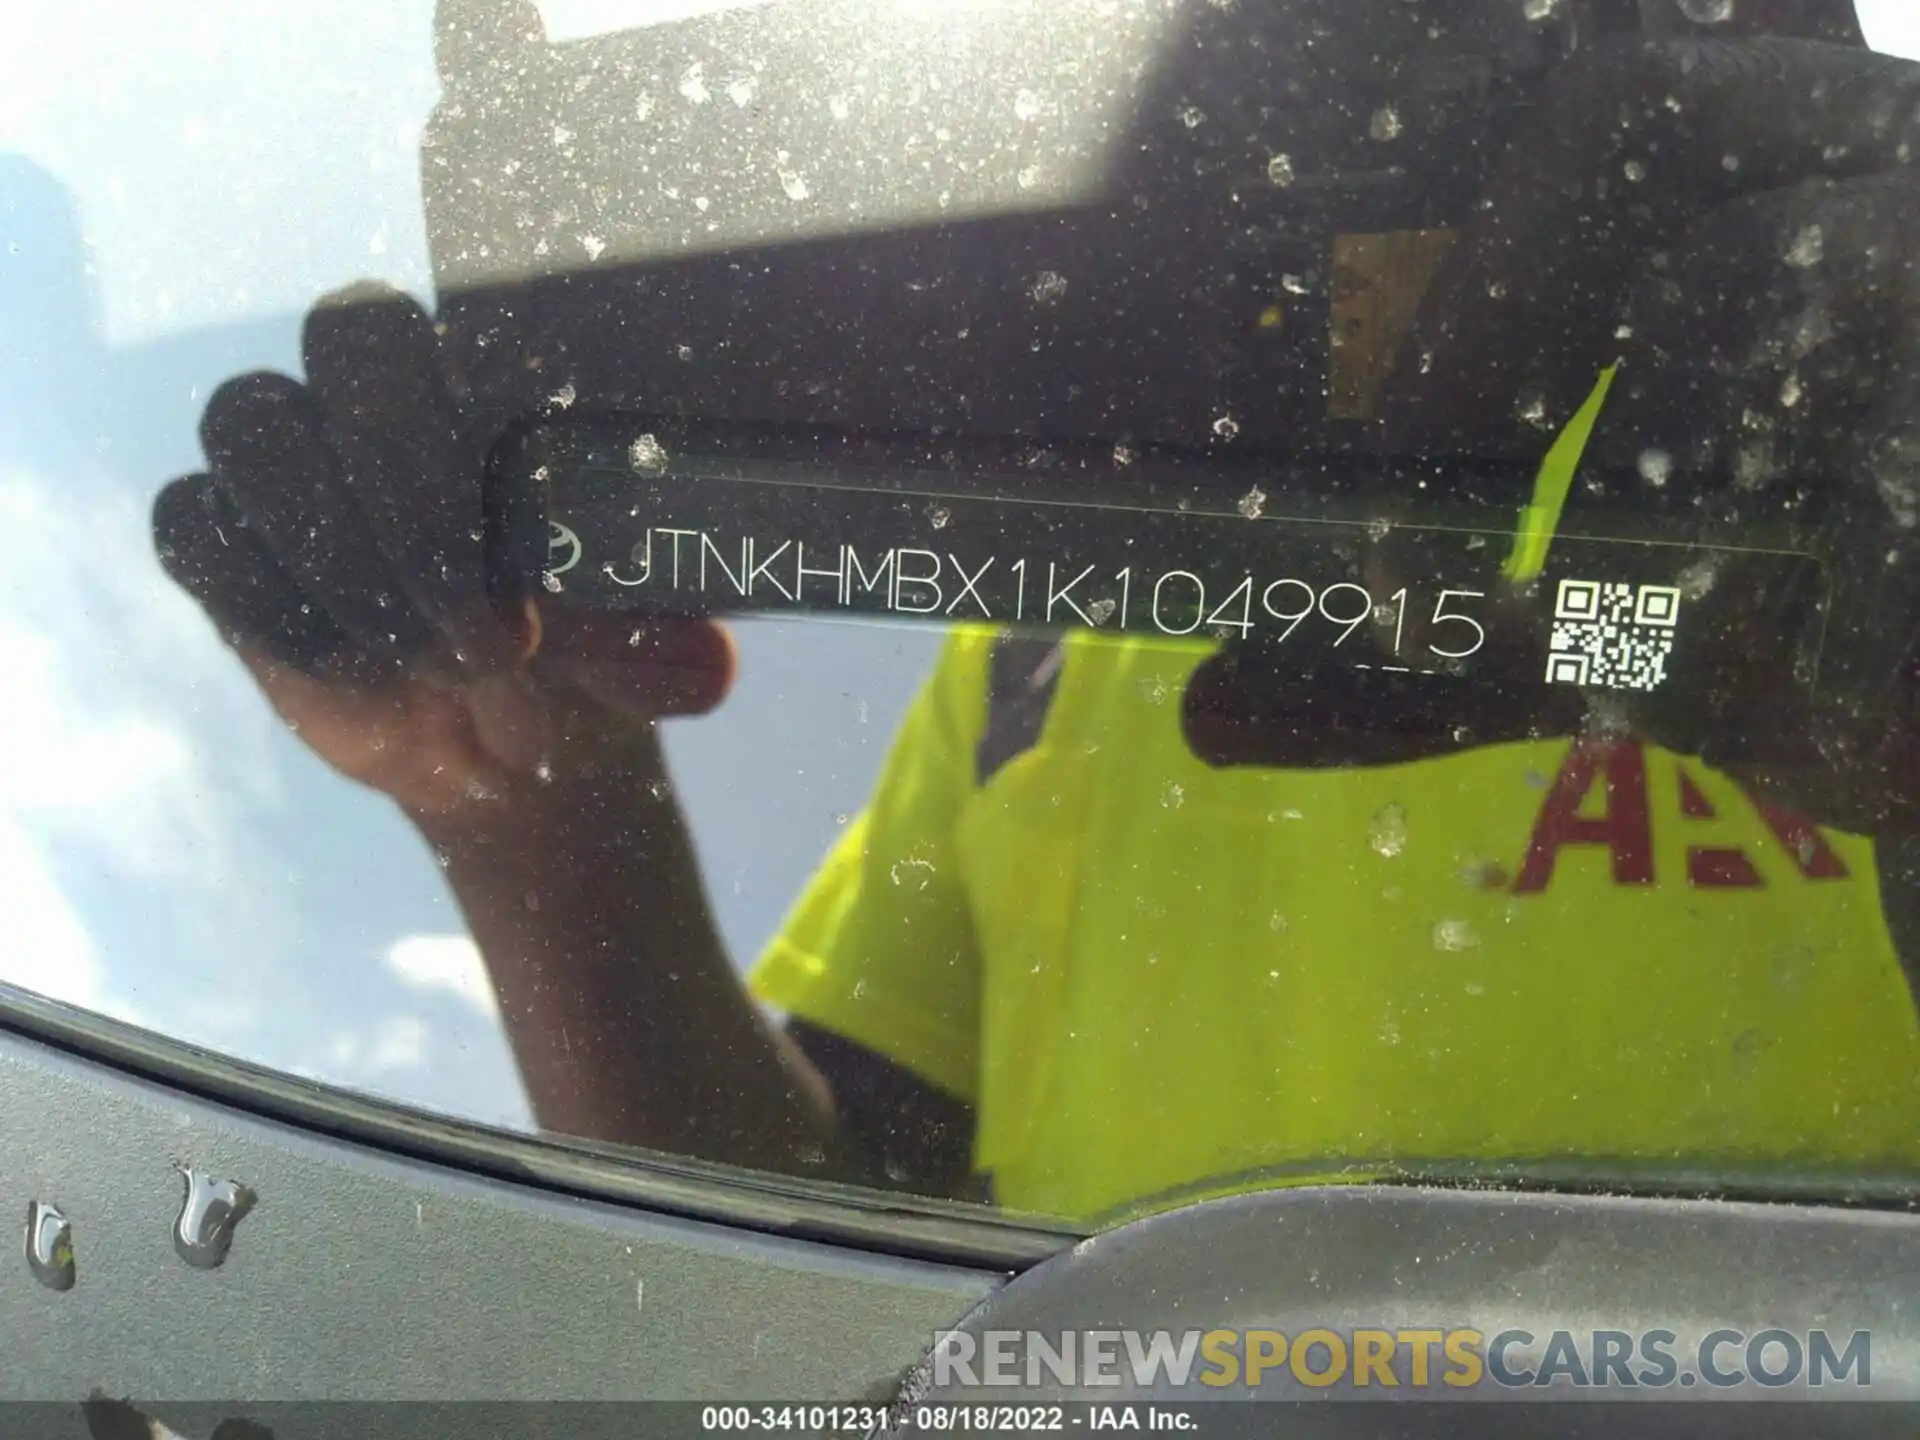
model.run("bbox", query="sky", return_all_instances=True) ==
[0,0,1916,1133]
[0,0,943,1129]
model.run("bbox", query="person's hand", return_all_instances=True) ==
[153,284,734,820]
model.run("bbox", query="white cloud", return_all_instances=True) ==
[386,933,501,1020]
[326,1014,430,1076]
[0,465,277,1044]
[0,812,116,1017]
[0,0,438,346]
[1860,0,1920,59]
[0,472,271,890]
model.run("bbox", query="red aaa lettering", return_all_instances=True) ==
[1513,741,1847,894]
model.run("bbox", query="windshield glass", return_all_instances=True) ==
[6,0,1920,1230]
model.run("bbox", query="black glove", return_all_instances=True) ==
[153,282,519,684]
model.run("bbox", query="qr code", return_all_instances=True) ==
[1545,579,1682,693]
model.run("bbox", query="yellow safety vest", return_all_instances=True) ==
[751,627,1920,1222]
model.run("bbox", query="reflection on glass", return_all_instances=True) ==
[6,0,1920,1226]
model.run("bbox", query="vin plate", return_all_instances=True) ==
[502,423,1831,708]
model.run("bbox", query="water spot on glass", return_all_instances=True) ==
[1678,0,1733,22]
[533,761,553,785]
[1872,437,1920,528]
[1087,598,1117,626]
[629,433,670,476]
[580,234,607,262]
[1418,349,1435,374]
[1432,919,1480,952]
[647,778,669,800]
[1638,448,1673,488]
[172,1168,256,1270]
[1623,160,1647,183]
[1522,0,1559,17]
[1369,106,1402,142]
[1516,392,1550,430]
[926,503,952,530]
[1268,912,1288,933]
[1459,859,1509,891]
[1678,558,1718,600]
[1487,279,1508,300]
[1781,373,1804,409]
[1735,441,1778,490]
[852,979,868,999]
[25,1202,74,1292]
[1141,675,1171,705]
[727,76,757,108]
[1281,273,1309,296]
[1017,164,1043,191]
[1112,443,1136,467]
[1378,1020,1403,1047]
[679,63,711,104]
[797,1144,826,1166]
[1014,90,1044,122]
[693,196,711,213]
[1238,486,1267,520]
[828,94,851,121]
[1368,803,1408,858]
[1212,414,1241,440]
[1030,270,1069,305]
[1162,782,1186,809]
[541,571,563,593]
[891,856,936,889]
[1267,153,1295,187]
[1785,224,1824,268]
[1367,517,1392,541]
[549,382,577,410]
[1464,981,1486,997]
[1177,104,1205,129]
[777,166,810,203]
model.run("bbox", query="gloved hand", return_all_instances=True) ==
[153,283,734,819]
